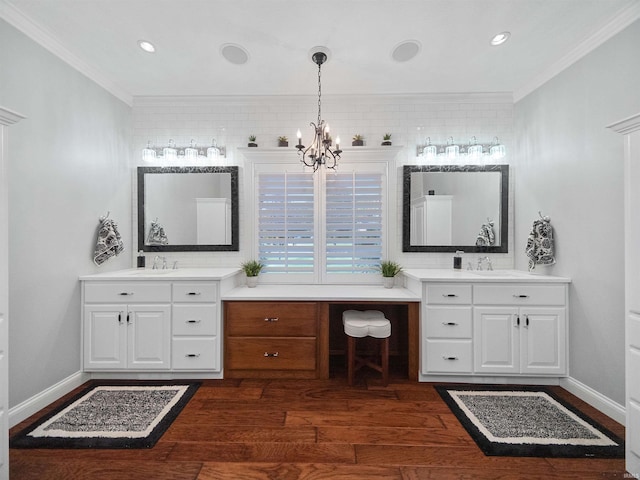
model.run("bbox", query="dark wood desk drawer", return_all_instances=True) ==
[225,302,317,337]
[225,337,317,371]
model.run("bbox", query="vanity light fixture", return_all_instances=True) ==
[142,138,226,164]
[296,48,342,172]
[417,136,506,161]
[138,40,156,53]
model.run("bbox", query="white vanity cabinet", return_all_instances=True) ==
[83,282,171,370]
[171,282,220,371]
[473,284,567,376]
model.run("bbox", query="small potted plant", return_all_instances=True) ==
[382,133,392,146]
[241,259,264,288]
[278,136,288,147]
[248,135,258,147]
[352,134,364,147]
[379,260,403,288]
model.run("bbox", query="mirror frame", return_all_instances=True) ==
[137,166,239,252]
[402,164,509,253]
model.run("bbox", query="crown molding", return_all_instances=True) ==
[133,92,513,108]
[514,2,640,102]
[0,0,133,106]
[0,106,26,126]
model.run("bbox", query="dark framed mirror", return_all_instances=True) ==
[137,166,239,252]
[402,164,509,253]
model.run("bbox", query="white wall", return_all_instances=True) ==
[0,19,132,408]
[514,19,640,405]
[132,94,515,270]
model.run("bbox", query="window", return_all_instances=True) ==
[254,161,387,284]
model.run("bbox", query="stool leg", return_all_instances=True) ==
[347,336,356,386]
[381,337,389,387]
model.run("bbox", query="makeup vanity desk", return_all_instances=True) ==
[221,284,421,380]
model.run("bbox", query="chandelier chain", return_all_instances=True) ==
[317,61,322,126]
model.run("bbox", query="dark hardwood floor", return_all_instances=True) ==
[9,365,627,480]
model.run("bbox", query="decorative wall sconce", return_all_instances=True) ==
[142,139,226,164]
[417,136,506,161]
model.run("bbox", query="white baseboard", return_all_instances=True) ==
[561,376,626,425]
[8,371,89,428]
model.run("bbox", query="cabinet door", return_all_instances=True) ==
[520,307,566,375]
[83,305,127,370]
[127,304,171,370]
[474,307,519,374]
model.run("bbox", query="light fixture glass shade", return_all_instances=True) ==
[142,141,156,162]
[490,137,506,159]
[422,137,437,159]
[445,137,459,159]
[184,139,198,162]
[467,137,483,159]
[163,139,178,162]
[207,139,220,161]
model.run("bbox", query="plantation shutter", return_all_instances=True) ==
[257,171,315,274]
[324,171,383,274]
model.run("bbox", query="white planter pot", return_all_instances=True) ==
[383,277,395,289]
[246,276,258,288]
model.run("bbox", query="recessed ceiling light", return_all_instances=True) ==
[490,32,511,46]
[391,40,421,62]
[138,40,156,53]
[220,44,249,65]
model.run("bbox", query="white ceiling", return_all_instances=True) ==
[2,0,639,104]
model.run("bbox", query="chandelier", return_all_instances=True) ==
[296,50,341,171]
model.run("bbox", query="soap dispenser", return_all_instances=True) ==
[453,250,463,270]
[137,250,145,268]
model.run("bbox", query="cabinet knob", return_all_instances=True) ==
[185,353,201,358]
[186,319,201,324]
[442,356,458,361]
[119,292,134,296]
[264,317,279,322]
[264,352,279,357]
[443,294,458,298]
[442,322,458,326]
[186,292,201,296]
[513,294,529,298]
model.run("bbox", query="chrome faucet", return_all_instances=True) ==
[173,260,178,270]
[477,256,493,271]
[152,255,160,269]
[162,257,168,270]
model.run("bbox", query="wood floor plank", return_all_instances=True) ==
[399,466,628,479]
[318,426,473,446]
[173,409,286,426]
[346,399,452,414]
[167,442,356,463]
[198,462,403,480]
[162,425,317,443]
[286,410,445,428]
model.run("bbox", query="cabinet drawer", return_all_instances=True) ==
[425,284,472,304]
[425,306,472,338]
[173,304,217,336]
[474,284,565,306]
[423,339,472,373]
[84,282,171,303]
[172,338,219,370]
[226,337,316,371]
[225,302,317,337]
[173,282,218,303]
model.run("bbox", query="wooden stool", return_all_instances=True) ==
[342,310,391,386]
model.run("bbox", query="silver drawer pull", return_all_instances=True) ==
[264,317,279,322]
[513,294,529,298]
[186,292,201,296]
[119,292,134,296]
[185,353,201,358]
[264,352,279,357]
[443,294,458,298]
[443,356,458,361]
[442,322,458,326]
[186,319,201,324]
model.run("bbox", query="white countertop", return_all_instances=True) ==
[402,268,571,283]
[79,268,242,281]
[222,284,421,301]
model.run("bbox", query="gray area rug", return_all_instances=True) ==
[436,385,624,457]
[10,381,199,448]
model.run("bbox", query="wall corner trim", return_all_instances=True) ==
[560,376,626,425]
[0,107,26,126]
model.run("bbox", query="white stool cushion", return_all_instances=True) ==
[343,310,391,338]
